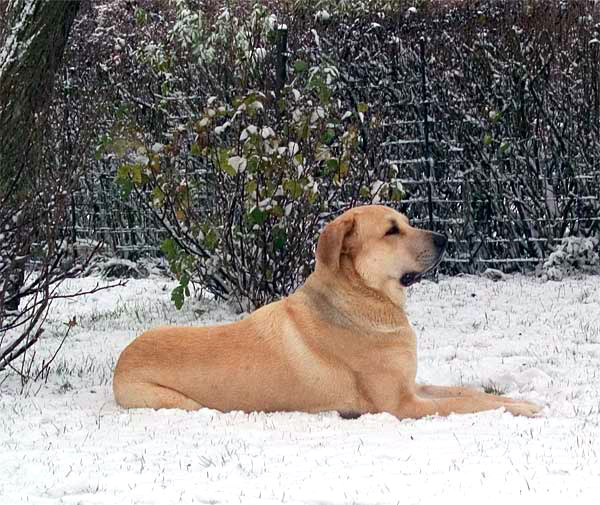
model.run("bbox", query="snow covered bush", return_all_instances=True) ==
[103,0,411,310]
[0,168,111,379]
[541,236,600,281]
[115,66,402,310]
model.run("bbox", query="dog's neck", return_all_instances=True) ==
[300,269,411,336]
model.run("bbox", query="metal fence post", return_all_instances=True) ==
[419,37,434,230]
[275,25,288,98]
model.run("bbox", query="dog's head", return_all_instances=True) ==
[316,205,447,304]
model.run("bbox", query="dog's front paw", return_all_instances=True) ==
[505,401,543,417]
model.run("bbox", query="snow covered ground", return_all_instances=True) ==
[1,274,599,504]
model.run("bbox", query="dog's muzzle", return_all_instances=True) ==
[400,233,447,287]
[400,272,422,287]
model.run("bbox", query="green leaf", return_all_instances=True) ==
[218,148,236,176]
[283,180,302,199]
[319,86,331,104]
[308,74,323,91]
[248,207,267,225]
[180,271,190,288]
[115,165,133,197]
[116,164,130,180]
[339,159,349,177]
[325,159,339,173]
[389,187,404,201]
[135,7,147,25]
[191,143,203,157]
[245,180,258,194]
[272,227,286,250]
[357,102,368,114]
[322,128,336,145]
[294,60,308,73]
[151,187,165,206]
[271,205,284,218]
[296,119,310,141]
[161,238,178,259]
[117,177,133,198]
[243,92,258,107]
[110,138,130,156]
[203,227,218,251]
[247,157,259,173]
[130,164,142,185]
[483,133,493,146]
[171,285,185,310]
[116,163,143,185]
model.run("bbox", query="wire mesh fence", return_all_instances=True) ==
[67,170,164,258]
[61,0,600,274]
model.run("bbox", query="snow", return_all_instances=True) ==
[1,274,600,504]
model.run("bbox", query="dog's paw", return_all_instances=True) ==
[505,401,543,417]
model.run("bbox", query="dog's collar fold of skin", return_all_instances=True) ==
[301,273,411,335]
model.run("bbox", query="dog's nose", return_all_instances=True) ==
[433,233,447,251]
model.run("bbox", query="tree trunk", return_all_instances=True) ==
[0,0,80,311]
[0,0,80,187]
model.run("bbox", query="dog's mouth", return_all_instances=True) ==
[400,272,423,287]
[400,253,446,288]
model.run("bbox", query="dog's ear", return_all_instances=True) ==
[316,216,355,270]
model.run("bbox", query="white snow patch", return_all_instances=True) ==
[1,274,600,503]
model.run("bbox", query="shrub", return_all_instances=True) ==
[115,64,403,310]
[541,236,600,281]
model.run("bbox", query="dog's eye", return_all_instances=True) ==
[385,224,400,236]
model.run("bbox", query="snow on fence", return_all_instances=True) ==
[66,171,165,259]
[67,148,599,274]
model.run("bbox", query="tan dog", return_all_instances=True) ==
[113,205,541,418]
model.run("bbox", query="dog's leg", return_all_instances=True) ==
[396,392,541,419]
[114,381,203,411]
[417,384,522,403]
